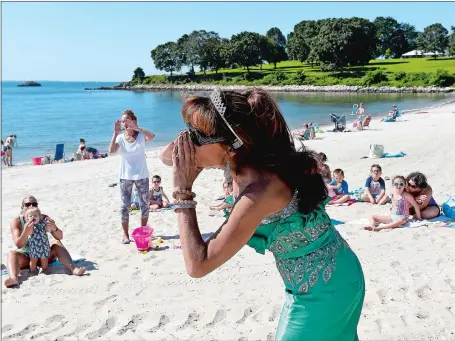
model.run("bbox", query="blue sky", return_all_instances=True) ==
[2,1,454,82]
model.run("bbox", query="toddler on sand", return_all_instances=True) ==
[327,169,350,205]
[24,207,50,273]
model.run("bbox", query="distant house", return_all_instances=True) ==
[401,50,446,58]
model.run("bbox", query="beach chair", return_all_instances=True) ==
[363,116,372,128]
[395,111,404,121]
[54,144,65,162]
[330,113,346,132]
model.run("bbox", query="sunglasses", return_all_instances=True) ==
[407,182,418,189]
[152,180,161,183]
[371,169,380,174]
[24,202,38,207]
[393,182,405,188]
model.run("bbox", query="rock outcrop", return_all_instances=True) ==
[18,81,41,87]
[84,83,455,94]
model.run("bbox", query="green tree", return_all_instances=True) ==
[384,48,392,59]
[266,27,286,47]
[265,27,288,68]
[418,23,449,58]
[448,26,455,57]
[400,23,419,50]
[131,67,145,82]
[151,42,182,76]
[229,31,264,73]
[310,18,377,71]
[286,20,319,63]
[373,16,401,56]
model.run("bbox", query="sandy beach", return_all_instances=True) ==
[2,102,455,340]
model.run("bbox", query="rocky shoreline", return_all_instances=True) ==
[85,82,455,93]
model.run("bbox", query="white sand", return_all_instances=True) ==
[2,101,455,340]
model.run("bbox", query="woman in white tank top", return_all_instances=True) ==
[109,109,156,244]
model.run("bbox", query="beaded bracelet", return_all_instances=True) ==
[173,199,197,206]
[173,204,196,210]
[172,189,196,199]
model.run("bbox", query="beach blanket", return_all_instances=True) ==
[383,152,406,158]
[347,216,451,228]
[1,255,85,276]
[349,187,365,201]
[331,199,357,207]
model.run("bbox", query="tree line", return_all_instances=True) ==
[139,17,455,80]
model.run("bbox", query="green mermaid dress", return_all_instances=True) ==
[244,192,365,341]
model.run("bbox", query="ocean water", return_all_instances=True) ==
[1,81,450,164]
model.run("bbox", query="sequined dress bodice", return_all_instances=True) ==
[245,191,352,295]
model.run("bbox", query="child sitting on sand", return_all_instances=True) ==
[327,168,350,205]
[360,164,388,205]
[364,175,422,232]
[210,181,234,218]
[150,175,170,211]
[24,207,50,274]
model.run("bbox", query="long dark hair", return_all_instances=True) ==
[182,88,327,214]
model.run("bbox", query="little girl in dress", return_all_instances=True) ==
[24,207,50,273]
[365,175,422,231]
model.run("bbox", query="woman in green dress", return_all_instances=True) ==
[160,88,365,341]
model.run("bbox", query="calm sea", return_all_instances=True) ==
[1,81,450,164]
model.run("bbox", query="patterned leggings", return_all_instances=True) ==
[120,178,150,222]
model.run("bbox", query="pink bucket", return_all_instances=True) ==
[131,226,154,251]
[32,157,42,166]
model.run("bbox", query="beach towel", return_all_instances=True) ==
[331,219,345,226]
[331,199,357,207]
[383,152,406,158]
[349,187,365,201]
[347,216,451,228]
[1,255,85,276]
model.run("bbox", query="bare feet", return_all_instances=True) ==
[4,277,19,288]
[72,267,86,276]
[29,269,39,276]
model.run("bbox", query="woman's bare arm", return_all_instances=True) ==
[419,186,433,209]
[11,217,31,248]
[137,127,155,142]
[177,188,281,278]
[405,193,422,220]
[109,133,119,153]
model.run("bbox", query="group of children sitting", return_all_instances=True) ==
[319,152,422,231]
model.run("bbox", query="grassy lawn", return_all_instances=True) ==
[142,58,455,87]
[198,58,455,77]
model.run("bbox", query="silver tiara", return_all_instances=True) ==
[210,89,243,150]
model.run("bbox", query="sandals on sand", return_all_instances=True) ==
[121,239,131,245]
[108,183,118,188]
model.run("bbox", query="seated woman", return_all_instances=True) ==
[293,123,311,140]
[4,195,86,288]
[405,172,440,219]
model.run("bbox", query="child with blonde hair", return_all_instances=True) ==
[23,206,50,273]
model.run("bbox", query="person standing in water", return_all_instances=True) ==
[109,109,155,244]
